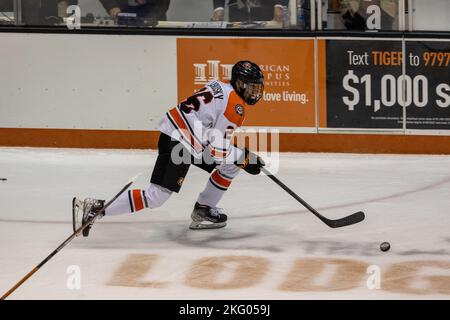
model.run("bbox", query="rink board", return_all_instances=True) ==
[0,33,450,152]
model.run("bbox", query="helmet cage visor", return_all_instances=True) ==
[237,79,264,105]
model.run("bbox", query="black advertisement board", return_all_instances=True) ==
[405,40,450,130]
[325,39,450,131]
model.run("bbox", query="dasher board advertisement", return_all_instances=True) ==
[325,39,450,130]
[326,39,403,129]
[177,38,316,128]
[405,40,450,130]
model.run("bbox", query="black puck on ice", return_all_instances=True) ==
[0,178,7,181]
[380,242,391,252]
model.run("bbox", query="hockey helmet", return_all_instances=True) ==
[230,60,264,105]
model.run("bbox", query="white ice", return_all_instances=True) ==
[0,147,449,299]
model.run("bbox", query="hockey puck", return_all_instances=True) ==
[0,178,7,181]
[380,242,391,252]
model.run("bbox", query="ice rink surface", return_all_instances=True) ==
[0,147,449,300]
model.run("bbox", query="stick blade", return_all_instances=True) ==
[323,211,365,228]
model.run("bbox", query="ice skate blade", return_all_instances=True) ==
[189,221,226,230]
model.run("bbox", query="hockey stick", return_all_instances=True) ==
[0,177,136,300]
[261,167,365,228]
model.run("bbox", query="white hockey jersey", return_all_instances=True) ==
[158,80,245,163]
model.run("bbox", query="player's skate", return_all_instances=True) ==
[189,202,227,230]
[72,197,105,237]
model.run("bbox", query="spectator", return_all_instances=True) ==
[212,0,289,23]
[99,0,170,21]
[339,0,398,30]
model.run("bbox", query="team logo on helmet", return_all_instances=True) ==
[242,62,252,70]
[235,104,244,116]
[177,177,185,186]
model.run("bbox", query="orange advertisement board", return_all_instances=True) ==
[177,38,316,128]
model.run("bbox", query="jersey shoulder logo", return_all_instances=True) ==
[235,104,244,116]
[224,91,246,127]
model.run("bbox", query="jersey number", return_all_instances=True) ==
[179,89,213,114]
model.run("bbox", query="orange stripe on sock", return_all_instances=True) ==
[211,171,232,188]
[132,189,144,212]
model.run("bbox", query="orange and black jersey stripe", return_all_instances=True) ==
[166,106,204,153]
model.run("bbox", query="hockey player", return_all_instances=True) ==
[73,60,266,235]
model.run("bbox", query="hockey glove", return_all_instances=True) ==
[235,148,265,175]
